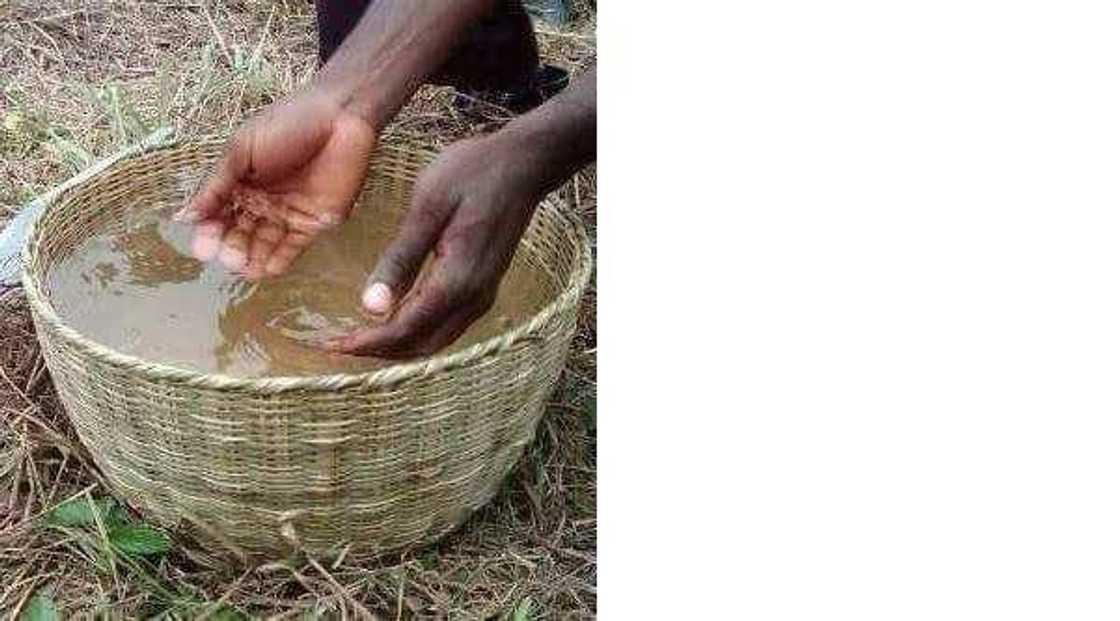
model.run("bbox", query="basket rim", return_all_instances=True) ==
[21,136,593,394]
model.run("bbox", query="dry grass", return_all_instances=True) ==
[0,1,596,618]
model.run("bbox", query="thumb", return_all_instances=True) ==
[362,195,454,315]
[174,132,250,222]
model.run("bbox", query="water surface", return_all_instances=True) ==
[48,190,550,377]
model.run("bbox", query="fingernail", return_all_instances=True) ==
[219,246,247,271]
[362,283,393,314]
[265,255,290,276]
[317,212,341,227]
[191,233,220,261]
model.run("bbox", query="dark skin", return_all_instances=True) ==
[176,0,596,358]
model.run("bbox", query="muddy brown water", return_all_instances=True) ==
[46,191,553,377]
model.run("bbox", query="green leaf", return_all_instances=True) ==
[20,592,60,621]
[109,524,172,557]
[46,497,123,527]
[106,504,132,527]
[209,605,249,621]
[510,597,534,621]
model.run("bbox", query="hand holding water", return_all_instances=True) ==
[175,94,376,279]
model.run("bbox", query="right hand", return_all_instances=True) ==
[175,93,378,279]
[324,132,548,358]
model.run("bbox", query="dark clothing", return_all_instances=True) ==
[314,0,541,95]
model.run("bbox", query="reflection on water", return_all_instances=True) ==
[48,190,551,377]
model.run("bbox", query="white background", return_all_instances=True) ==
[598,1,1120,618]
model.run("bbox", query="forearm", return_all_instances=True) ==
[500,65,597,198]
[313,0,498,130]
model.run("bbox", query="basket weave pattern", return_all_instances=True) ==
[22,136,592,557]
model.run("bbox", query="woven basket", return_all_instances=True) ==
[21,134,592,559]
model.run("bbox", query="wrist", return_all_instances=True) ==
[484,128,558,205]
[492,120,588,201]
[308,0,499,134]
[492,72,596,198]
[310,77,394,136]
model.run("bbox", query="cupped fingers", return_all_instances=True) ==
[325,299,486,359]
[280,200,345,236]
[243,220,285,280]
[218,231,250,272]
[264,229,315,276]
[323,265,493,358]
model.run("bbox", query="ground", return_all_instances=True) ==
[0,1,596,618]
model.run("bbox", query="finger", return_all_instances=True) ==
[283,203,341,235]
[175,133,250,222]
[416,301,490,355]
[175,175,234,223]
[264,230,314,276]
[327,297,486,359]
[243,189,311,230]
[386,301,487,358]
[218,227,251,272]
[362,192,455,315]
[331,276,458,354]
[190,220,227,262]
[330,261,484,356]
[244,220,284,280]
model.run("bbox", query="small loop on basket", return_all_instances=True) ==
[281,521,301,550]
[278,508,307,550]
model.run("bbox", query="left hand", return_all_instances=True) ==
[324,132,547,358]
[176,93,377,279]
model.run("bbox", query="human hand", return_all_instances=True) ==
[175,93,377,279]
[324,133,547,358]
